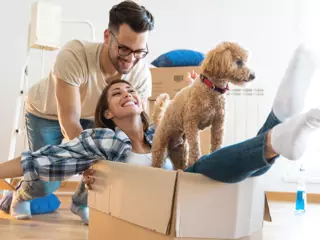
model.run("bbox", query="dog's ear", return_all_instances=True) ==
[201,47,233,78]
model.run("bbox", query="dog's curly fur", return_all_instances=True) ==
[151,41,255,170]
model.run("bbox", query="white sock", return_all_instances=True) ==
[270,107,320,160]
[11,192,32,220]
[272,44,318,122]
[71,203,89,225]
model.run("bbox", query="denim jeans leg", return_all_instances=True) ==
[72,181,88,208]
[184,110,282,183]
[71,119,95,208]
[251,110,281,177]
[256,110,281,135]
[14,112,63,201]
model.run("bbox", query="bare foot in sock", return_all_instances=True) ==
[270,107,320,160]
[71,203,89,225]
[272,44,318,122]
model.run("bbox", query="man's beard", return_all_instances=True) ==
[108,49,138,74]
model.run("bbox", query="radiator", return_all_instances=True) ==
[223,88,265,146]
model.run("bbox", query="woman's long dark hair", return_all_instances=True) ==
[94,79,150,132]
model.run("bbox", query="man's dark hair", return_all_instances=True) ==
[109,0,154,33]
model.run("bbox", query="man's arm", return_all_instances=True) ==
[135,67,152,112]
[55,78,83,140]
[52,40,90,140]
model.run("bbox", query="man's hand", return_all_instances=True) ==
[56,78,83,140]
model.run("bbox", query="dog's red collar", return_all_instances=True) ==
[200,74,229,94]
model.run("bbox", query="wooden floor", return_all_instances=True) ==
[1,196,320,240]
[0,196,87,240]
[263,202,320,240]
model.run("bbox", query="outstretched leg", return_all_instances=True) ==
[185,107,320,183]
[272,44,318,122]
[252,44,318,176]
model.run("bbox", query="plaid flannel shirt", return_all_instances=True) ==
[21,125,155,182]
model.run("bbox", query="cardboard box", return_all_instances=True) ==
[150,66,201,100]
[88,161,271,240]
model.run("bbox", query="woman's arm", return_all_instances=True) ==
[0,128,117,182]
[0,156,23,179]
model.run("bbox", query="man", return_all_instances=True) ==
[3,0,154,224]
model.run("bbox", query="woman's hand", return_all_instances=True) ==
[186,70,199,85]
[82,168,96,190]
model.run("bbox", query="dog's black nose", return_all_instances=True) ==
[249,73,255,80]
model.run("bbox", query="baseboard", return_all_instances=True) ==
[266,191,320,203]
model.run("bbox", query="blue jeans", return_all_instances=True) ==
[15,112,94,207]
[185,110,281,182]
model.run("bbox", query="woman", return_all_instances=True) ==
[0,45,319,224]
[2,78,320,183]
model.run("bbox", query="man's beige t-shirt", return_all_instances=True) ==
[25,40,152,120]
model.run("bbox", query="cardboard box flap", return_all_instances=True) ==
[89,161,177,235]
[172,171,265,239]
[264,194,272,222]
[0,180,15,190]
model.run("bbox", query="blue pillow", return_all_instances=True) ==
[151,49,205,67]
[30,194,61,215]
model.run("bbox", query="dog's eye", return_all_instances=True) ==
[236,60,243,67]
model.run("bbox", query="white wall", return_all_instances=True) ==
[1,0,318,193]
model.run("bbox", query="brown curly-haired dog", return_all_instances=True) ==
[151,41,255,170]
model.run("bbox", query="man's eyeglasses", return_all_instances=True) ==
[110,31,149,59]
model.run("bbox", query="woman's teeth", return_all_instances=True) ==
[123,101,135,107]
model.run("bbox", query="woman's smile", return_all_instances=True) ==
[121,99,138,107]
